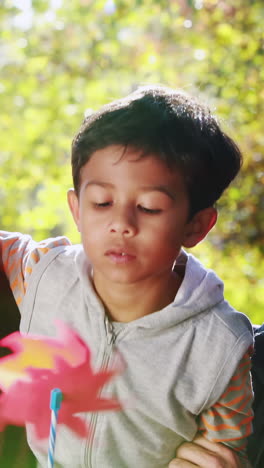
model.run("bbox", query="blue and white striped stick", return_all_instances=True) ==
[48,388,63,468]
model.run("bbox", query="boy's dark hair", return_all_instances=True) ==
[71,85,242,217]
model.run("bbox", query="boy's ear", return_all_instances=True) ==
[67,189,80,232]
[182,207,217,248]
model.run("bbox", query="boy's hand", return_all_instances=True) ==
[168,435,249,467]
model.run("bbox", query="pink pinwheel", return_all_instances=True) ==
[0,321,87,391]
[0,322,122,438]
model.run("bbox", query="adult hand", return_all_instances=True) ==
[168,435,248,467]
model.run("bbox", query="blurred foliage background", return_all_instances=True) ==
[0,0,263,323]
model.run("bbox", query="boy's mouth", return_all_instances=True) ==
[105,249,136,264]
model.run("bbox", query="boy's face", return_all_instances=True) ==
[68,145,212,289]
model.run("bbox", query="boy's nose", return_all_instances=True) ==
[109,207,137,237]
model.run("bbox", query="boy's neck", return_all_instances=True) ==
[92,271,183,323]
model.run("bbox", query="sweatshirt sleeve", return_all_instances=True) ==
[197,348,254,458]
[0,231,70,308]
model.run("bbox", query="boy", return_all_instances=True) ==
[0,85,253,467]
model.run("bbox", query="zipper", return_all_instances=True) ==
[84,316,116,467]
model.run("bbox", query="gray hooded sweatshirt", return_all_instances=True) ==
[14,241,252,467]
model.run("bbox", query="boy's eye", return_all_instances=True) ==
[94,202,112,208]
[138,205,162,214]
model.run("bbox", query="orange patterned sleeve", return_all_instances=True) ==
[198,348,254,457]
[0,231,70,307]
